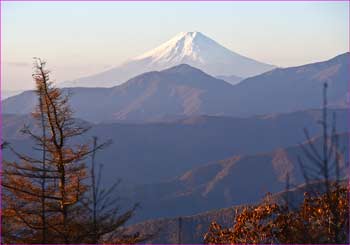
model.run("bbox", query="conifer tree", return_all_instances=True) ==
[2,58,149,244]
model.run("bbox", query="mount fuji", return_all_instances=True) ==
[61,32,275,88]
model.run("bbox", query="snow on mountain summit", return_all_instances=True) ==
[132,31,263,68]
[61,32,275,88]
[134,31,207,63]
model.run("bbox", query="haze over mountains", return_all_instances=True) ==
[4,52,349,123]
[3,108,348,186]
[60,32,275,88]
[3,110,348,225]
[2,27,349,242]
[128,132,349,223]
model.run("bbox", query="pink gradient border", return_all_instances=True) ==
[1,0,3,243]
[0,0,349,245]
[0,0,349,1]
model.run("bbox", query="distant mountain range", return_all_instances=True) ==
[3,110,349,225]
[228,52,349,117]
[3,52,349,123]
[4,64,235,122]
[3,108,348,187]
[127,132,349,223]
[60,32,275,88]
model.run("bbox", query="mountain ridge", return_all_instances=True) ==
[3,108,348,186]
[3,110,349,224]
[3,52,349,123]
[125,132,349,223]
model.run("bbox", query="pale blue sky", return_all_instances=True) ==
[2,1,349,90]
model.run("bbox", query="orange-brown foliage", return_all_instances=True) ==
[204,184,349,244]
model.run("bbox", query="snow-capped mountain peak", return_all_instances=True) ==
[61,31,275,88]
[130,31,274,76]
[134,31,206,63]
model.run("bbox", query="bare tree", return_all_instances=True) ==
[83,137,150,244]
[297,82,349,243]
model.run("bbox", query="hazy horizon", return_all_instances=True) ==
[2,1,349,91]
